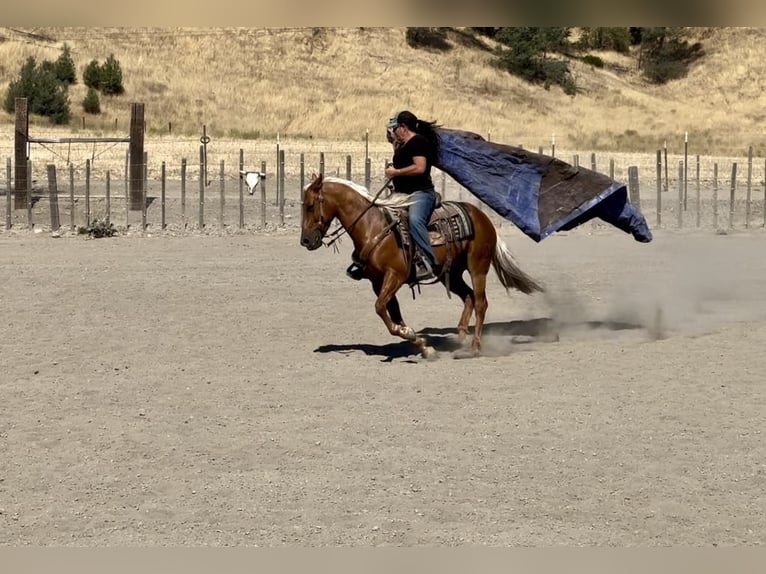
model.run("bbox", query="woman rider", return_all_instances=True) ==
[384,110,441,282]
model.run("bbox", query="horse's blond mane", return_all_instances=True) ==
[318,176,417,208]
[322,176,370,196]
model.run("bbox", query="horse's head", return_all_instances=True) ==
[300,173,332,250]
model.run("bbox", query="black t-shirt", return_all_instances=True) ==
[391,134,435,193]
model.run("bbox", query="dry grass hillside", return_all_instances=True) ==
[1,27,765,160]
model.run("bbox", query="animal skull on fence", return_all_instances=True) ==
[240,170,267,194]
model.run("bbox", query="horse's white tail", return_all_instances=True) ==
[491,237,544,294]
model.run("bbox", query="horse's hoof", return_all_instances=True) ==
[453,347,480,360]
[422,346,438,360]
[400,326,416,340]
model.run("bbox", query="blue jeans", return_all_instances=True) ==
[408,189,437,267]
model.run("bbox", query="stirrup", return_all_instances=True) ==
[414,260,439,284]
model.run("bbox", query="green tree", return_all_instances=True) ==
[3,57,37,113]
[83,59,101,90]
[494,27,576,95]
[100,54,125,95]
[82,87,101,114]
[54,43,77,85]
[2,56,71,124]
[578,27,631,53]
[31,66,70,124]
[638,27,704,84]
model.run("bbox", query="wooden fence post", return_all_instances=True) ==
[279,149,285,226]
[260,160,267,229]
[364,157,371,190]
[763,159,766,227]
[26,161,32,229]
[346,155,352,180]
[219,159,225,230]
[181,158,187,228]
[69,164,75,231]
[590,152,597,172]
[729,162,737,229]
[655,150,662,227]
[105,170,111,225]
[238,149,244,229]
[713,163,719,229]
[300,153,305,202]
[441,171,446,201]
[47,164,60,232]
[319,152,325,177]
[627,166,640,210]
[129,102,145,210]
[124,150,129,228]
[677,161,683,229]
[199,145,205,229]
[142,151,148,231]
[695,155,700,228]
[746,146,752,228]
[274,140,280,206]
[85,159,91,226]
[14,97,29,209]
[609,159,614,180]
[161,161,166,230]
[6,158,11,230]
[684,132,689,211]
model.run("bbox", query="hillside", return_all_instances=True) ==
[1,27,765,156]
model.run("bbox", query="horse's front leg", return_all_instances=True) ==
[387,295,405,329]
[373,274,436,359]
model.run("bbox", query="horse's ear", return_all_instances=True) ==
[309,172,323,189]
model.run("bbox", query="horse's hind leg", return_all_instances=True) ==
[468,270,489,355]
[445,269,475,344]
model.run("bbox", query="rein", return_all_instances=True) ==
[322,179,392,249]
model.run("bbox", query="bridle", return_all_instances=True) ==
[312,179,392,249]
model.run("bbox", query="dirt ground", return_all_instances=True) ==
[1,220,765,546]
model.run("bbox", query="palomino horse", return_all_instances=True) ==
[299,174,544,358]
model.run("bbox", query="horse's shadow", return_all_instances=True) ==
[313,317,643,361]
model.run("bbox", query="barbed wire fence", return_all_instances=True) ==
[2,110,765,234]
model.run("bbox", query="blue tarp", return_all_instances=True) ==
[435,128,653,243]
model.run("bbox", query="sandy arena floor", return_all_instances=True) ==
[0,223,764,546]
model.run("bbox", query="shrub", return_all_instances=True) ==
[83,59,101,90]
[78,219,117,238]
[581,54,604,68]
[82,87,101,114]
[100,54,125,96]
[83,54,126,96]
[643,58,690,84]
[405,28,451,51]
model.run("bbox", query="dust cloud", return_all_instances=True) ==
[585,235,766,340]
